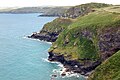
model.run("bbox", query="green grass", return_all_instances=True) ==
[88,50,120,80]
[69,11,120,30]
[63,2,111,18]
[40,18,73,33]
[102,6,120,13]
[46,5,120,80]
[49,8,120,61]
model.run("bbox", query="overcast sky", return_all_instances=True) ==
[0,0,120,7]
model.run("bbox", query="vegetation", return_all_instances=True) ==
[88,50,120,80]
[33,3,120,79]
[0,7,70,15]
[62,2,111,18]
[40,18,73,33]
[49,5,120,63]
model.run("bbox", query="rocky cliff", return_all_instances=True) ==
[48,8,120,76]
[62,3,111,18]
[30,3,120,79]
[28,18,73,42]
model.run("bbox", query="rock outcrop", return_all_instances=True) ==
[28,18,73,42]
[28,32,59,42]
[48,9,120,77]
[98,27,120,60]
[48,26,120,76]
[48,51,101,76]
[29,3,120,79]
[62,3,111,18]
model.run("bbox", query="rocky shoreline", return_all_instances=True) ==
[28,3,120,80]
[48,51,101,77]
[28,26,120,78]
[28,32,59,42]
[28,34,101,77]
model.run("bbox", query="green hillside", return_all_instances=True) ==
[49,10,120,61]
[62,2,111,18]
[30,3,120,78]
[88,50,120,80]
[40,18,73,33]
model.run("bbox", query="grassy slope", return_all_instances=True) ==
[88,50,120,80]
[63,3,111,18]
[40,18,73,33]
[49,7,120,61]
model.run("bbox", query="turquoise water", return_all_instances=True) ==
[0,14,85,80]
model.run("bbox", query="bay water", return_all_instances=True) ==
[0,14,85,80]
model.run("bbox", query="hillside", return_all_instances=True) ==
[88,50,120,80]
[0,7,69,16]
[48,8,120,75]
[62,3,111,18]
[39,7,70,16]
[29,3,120,78]
[29,18,73,42]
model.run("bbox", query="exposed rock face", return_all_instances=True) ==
[48,51,101,76]
[98,27,120,60]
[48,27,120,76]
[62,6,93,19]
[28,18,73,42]
[28,32,59,42]
[62,3,110,18]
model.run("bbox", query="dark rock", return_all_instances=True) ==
[65,68,70,72]
[51,74,57,77]
[28,31,59,42]
[48,51,101,76]
[98,27,120,60]
[61,72,66,76]
[47,27,120,76]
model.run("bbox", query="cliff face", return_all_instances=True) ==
[30,3,120,79]
[62,3,111,18]
[48,10,120,76]
[98,27,120,61]
[28,18,73,42]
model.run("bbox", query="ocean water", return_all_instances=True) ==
[0,13,85,80]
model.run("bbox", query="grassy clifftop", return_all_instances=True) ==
[41,18,73,33]
[47,5,120,77]
[49,9,120,61]
[88,50,120,80]
[29,18,73,42]
[30,3,120,77]
[62,2,111,18]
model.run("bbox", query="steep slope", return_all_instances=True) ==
[88,50,120,80]
[29,3,120,77]
[29,3,111,42]
[62,2,111,18]
[48,9,120,75]
[29,18,73,42]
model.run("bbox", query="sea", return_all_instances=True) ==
[0,13,85,80]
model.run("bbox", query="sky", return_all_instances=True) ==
[0,0,120,7]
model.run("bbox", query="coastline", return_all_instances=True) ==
[25,3,120,80]
[23,36,52,45]
[26,36,87,79]
[42,58,87,79]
